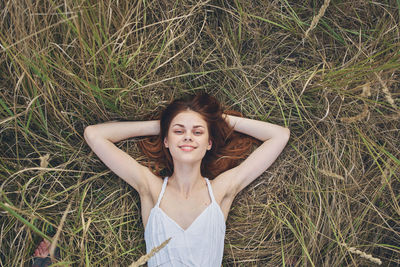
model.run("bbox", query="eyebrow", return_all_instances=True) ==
[172,124,205,129]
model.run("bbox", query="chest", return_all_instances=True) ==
[159,188,211,230]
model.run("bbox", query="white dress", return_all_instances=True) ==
[144,177,226,267]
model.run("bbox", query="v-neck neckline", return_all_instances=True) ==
[157,177,213,232]
[157,203,213,232]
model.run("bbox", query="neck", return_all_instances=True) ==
[169,161,204,197]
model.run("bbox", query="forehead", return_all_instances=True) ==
[170,110,207,128]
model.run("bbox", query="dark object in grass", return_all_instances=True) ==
[31,240,60,267]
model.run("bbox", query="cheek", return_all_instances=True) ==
[199,137,211,150]
[165,135,180,150]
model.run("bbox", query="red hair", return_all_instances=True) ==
[139,93,259,178]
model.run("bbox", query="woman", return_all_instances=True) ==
[84,93,289,266]
[36,93,288,266]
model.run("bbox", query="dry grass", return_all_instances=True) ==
[1,0,399,266]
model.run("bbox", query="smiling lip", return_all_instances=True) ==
[179,145,196,151]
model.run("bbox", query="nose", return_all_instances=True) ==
[184,132,193,141]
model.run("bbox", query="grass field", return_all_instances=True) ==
[1,0,399,266]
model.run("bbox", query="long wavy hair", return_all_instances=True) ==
[139,93,259,178]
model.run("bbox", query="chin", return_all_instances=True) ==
[175,156,204,164]
[170,151,207,164]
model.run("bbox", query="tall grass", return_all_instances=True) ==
[1,0,399,266]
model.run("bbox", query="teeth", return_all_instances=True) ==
[180,146,195,150]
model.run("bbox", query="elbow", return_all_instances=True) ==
[282,127,290,142]
[84,125,97,144]
[285,127,290,138]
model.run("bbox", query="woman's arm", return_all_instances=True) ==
[85,120,160,142]
[84,121,160,193]
[225,114,289,142]
[215,115,290,197]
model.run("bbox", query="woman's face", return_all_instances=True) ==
[164,110,212,164]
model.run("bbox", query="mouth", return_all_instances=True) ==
[179,145,196,151]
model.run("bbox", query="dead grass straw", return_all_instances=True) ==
[129,238,171,267]
[303,0,331,41]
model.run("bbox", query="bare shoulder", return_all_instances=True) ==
[209,168,239,219]
[139,172,164,226]
[139,170,164,206]
[211,167,239,199]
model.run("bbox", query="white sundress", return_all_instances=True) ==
[144,177,226,267]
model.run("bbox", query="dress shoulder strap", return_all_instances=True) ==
[155,177,169,207]
[204,178,216,203]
